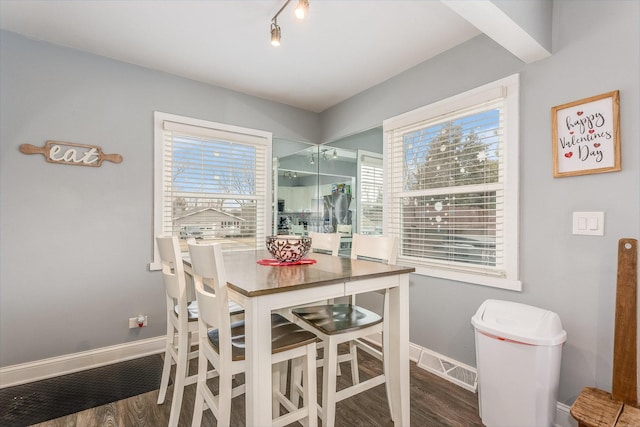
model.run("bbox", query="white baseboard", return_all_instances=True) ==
[0,336,166,389]
[555,402,577,427]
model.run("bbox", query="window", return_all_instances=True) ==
[383,74,520,290]
[357,150,384,235]
[150,112,271,270]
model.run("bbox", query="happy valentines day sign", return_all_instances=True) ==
[552,90,620,177]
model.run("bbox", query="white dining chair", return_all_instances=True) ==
[155,235,201,427]
[291,224,306,235]
[188,241,318,427]
[291,234,398,427]
[336,224,352,235]
[308,231,341,256]
[156,236,244,427]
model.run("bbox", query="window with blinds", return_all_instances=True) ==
[383,74,521,290]
[357,150,384,235]
[150,112,271,270]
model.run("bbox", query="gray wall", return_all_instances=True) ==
[321,0,639,405]
[0,30,319,367]
[1,0,638,408]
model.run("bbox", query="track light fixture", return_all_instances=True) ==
[270,0,309,47]
[270,22,281,47]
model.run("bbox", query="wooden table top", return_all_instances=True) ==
[185,249,414,297]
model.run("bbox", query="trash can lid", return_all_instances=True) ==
[471,299,567,346]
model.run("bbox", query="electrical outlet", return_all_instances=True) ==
[129,315,148,328]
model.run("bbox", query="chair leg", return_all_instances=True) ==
[157,342,173,404]
[168,331,189,427]
[322,337,339,427]
[191,347,208,427]
[273,363,281,419]
[279,361,288,395]
[290,358,304,408]
[305,343,318,427]
[348,341,360,385]
[382,292,393,422]
[218,370,233,427]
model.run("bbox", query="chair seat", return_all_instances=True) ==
[292,303,382,335]
[207,313,317,361]
[175,300,244,321]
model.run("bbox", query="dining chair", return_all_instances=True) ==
[291,224,305,235]
[188,241,319,427]
[308,231,341,256]
[156,236,244,427]
[291,234,398,427]
[155,235,201,427]
[336,224,352,235]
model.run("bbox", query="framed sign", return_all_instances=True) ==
[552,90,620,177]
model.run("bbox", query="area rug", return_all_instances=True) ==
[0,354,165,427]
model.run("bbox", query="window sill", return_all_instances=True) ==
[406,264,522,291]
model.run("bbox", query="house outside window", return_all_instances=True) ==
[150,112,271,270]
[383,74,521,290]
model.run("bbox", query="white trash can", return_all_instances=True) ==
[472,299,567,427]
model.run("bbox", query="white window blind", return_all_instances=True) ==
[383,75,520,290]
[357,150,383,235]
[150,112,272,270]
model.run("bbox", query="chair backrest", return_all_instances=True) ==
[291,224,305,235]
[337,224,352,234]
[187,242,233,356]
[351,234,398,265]
[309,231,340,256]
[156,236,189,316]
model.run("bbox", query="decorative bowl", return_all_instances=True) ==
[266,235,312,262]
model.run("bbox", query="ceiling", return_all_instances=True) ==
[0,0,483,113]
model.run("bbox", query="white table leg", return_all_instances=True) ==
[387,274,410,426]
[244,297,274,426]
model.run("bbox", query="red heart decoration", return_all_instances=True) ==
[589,129,595,134]
[577,111,584,116]
[594,143,601,148]
[565,152,573,158]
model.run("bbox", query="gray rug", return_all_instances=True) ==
[0,354,165,426]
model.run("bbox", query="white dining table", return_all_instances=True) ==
[184,249,413,427]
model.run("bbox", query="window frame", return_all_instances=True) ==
[149,111,272,270]
[383,74,521,291]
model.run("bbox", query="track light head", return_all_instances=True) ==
[294,0,309,20]
[270,22,281,47]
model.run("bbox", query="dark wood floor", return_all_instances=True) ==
[31,349,483,427]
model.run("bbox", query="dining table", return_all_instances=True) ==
[183,248,414,427]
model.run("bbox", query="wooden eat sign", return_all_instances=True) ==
[19,140,123,167]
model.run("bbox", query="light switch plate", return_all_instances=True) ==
[573,212,604,236]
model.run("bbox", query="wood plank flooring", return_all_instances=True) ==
[31,349,483,427]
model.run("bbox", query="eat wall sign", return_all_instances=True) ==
[551,90,621,178]
[19,140,123,167]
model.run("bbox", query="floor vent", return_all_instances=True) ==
[417,348,477,392]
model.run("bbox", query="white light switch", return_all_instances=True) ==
[578,217,587,230]
[573,212,604,236]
